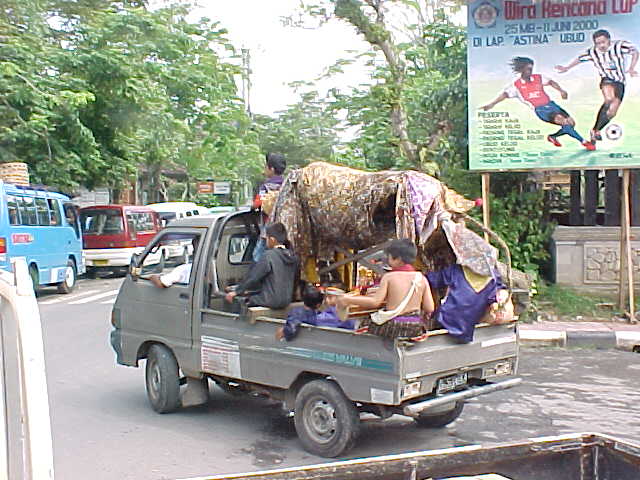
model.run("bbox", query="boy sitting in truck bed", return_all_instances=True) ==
[276,285,355,341]
[225,222,298,309]
[338,239,434,338]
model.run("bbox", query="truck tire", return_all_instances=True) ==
[56,259,77,294]
[414,401,464,428]
[145,344,181,413]
[294,379,360,458]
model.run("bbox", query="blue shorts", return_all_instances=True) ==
[534,101,569,123]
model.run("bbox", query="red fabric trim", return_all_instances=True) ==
[391,264,416,272]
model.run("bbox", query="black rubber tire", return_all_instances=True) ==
[86,267,98,279]
[145,344,181,413]
[56,259,77,294]
[294,379,360,458]
[29,264,39,293]
[414,401,464,428]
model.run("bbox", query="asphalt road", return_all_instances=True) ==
[39,276,640,480]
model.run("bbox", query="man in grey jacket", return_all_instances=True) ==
[225,222,298,309]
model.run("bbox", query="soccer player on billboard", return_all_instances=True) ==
[481,57,596,151]
[555,29,638,143]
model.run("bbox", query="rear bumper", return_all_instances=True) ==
[84,248,142,267]
[402,377,522,417]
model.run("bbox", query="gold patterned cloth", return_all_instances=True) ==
[271,162,493,278]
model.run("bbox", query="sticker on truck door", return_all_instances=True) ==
[201,336,241,378]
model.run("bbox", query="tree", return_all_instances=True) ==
[254,90,342,167]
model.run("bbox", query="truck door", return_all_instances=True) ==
[126,229,204,365]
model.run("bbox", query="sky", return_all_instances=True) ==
[193,1,374,115]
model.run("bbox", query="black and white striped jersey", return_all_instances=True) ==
[579,40,636,84]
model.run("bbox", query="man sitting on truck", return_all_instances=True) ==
[338,239,434,338]
[225,222,298,309]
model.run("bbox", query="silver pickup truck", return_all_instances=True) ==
[110,211,521,458]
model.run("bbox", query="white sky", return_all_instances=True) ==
[194,1,374,115]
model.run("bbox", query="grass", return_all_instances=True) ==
[535,283,614,318]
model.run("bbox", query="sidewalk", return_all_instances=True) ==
[519,321,640,351]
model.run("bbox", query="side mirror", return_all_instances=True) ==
[129,254,141,280]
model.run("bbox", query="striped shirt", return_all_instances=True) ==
[579,40,636,84]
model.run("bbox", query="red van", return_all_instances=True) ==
[80,205,161,277]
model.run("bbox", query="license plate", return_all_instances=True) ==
[437,372,468,394]
[93,260,108,266]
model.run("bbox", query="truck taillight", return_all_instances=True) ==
[0,238,6,254]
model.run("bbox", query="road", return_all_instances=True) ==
[39,276,640,480]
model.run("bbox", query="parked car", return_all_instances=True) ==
[80,205,161,277]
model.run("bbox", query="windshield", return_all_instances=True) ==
[80,208,124,235]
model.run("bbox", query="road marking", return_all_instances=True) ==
[68,290,119,305]
[39,289,101,305]
[100,299,116,305]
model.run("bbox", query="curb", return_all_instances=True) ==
[518,330,640,351]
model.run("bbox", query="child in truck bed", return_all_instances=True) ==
[276,285,355,341]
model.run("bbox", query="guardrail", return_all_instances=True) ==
[0,258,54,479]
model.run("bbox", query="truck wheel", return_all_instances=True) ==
[294,379,360,458]
[56,259,77,294]
[145,344,181,413]
[414,401,464,428]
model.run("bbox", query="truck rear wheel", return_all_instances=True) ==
[294,379,359,458]
[414,401,464,428]
[145,344,181,413]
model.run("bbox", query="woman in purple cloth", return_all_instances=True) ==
[426,264,506,343]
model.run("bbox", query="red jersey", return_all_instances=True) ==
[505,74,551,108]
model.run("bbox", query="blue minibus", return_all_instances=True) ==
[0,181,85,293]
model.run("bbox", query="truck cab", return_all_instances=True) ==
[111,210,521,458]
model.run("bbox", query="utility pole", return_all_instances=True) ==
[241,47,252,118]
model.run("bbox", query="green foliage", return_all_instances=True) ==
[254,91,341,168]
[489,190,554,274]
[0,0,262,200]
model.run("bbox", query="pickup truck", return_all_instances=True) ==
[110,210,521,458]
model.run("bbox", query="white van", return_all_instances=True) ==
[146,202,202,226]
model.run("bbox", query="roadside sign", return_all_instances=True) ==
[197,182,214,194]
[213,182,231,195]
[467,0,640,170]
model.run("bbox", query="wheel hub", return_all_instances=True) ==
[65,266,75,287]
[305,398,337,442]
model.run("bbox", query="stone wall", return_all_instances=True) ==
[552,226,640,292]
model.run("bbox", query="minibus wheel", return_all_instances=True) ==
[57,259,77,294]
[29,264,39,294]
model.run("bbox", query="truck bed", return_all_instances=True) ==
[183,433,640,480]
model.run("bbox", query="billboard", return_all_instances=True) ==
[467,0,640,170]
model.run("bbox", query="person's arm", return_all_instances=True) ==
[338,276,389,310]
[421,276,435,314]
[480,92,508,111]
[236,256,271,295]
[555,57,581,73]
[226,256,272,303]
[547,78,568,99]
[150,274,166,288]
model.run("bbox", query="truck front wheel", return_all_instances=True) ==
[414,401,464,428]
[294,379,360,458]
[145,344,181,413]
